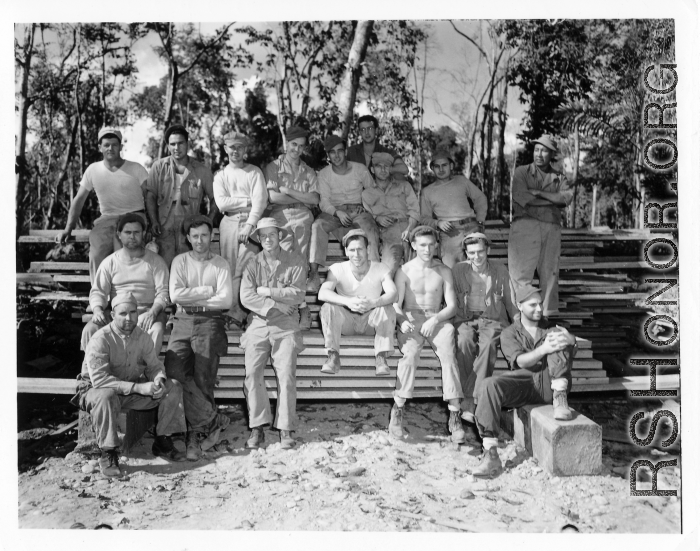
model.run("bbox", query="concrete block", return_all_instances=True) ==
[504,404,602,476]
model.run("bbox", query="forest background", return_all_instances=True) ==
[14,19,677,240]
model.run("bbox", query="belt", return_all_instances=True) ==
[179,305,225,315]
[224,209,251,217]
[406,307,440,316]
[442,216,477,226]
[282,202,307,210]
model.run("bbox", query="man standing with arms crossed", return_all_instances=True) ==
[213,131,268,329]
[57,127,148,284]
[453,232,517,425]
[390,226,465,443]
[317,230,397,376]
[471,284,576,478]
[265,126,320,329]
[307,135,380,292]
[165,215,232,461]
[420,149,488,268]
[146,124,218,268]
[346,114,409,179]
[508,135,573,316]
[362,152,420,275]
[239,218,307,450]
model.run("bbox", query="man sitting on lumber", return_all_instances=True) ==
[317,229,397,376]
[390,226,466,443]
[75,292,187,477]
[81,213,169,355]
[471,284,577,479]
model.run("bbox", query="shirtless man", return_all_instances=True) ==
[390,226,465,442]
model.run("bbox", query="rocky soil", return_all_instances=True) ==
[17,399,681,533]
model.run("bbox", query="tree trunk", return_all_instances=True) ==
[569,129,580,228]
[495,83,507,219]
[159,61,179,158]
[337,21,374,141]
[590,184,598,229]
[15,23,37,237]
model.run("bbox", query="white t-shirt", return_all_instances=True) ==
[329,261,389,300]
[79,160,148,216]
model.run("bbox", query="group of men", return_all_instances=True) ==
[64,116,575,480]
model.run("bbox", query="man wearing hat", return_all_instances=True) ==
[165,214,232,460]
[420,148,488,268]
[361,151,420,274]
[390,226,465,443]
[346,114,409,179]
[453,232,517,425]
[146,125,218,268]
[213,131,268,328]
[57,127,149,284]
[78,292,187,477]
[81,213,169,355]
[508,135,574,316]
[471,284,576,478]
[307,135,380,292]
[239,218,307,450]
[317,229,397,376]
[264,126,320,329]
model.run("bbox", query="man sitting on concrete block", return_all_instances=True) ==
[75,292,187,478]
[471,284,577,478]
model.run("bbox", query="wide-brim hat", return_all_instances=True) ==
[532,135,558,153]
[251,217,289,240]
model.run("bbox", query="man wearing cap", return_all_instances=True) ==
[213,131,268,328]
[307,135,380,292]
[77,292,187,477]
[165,214,232,461]
[146,125,218,268]
[420,149,488,268]
[318,229,397,376]
[362,151,420,275]
[57,127,149,284]
[239,218,307,450]
[346,115,409,179]
[508,135,573,316]
[390,226,465,443]
[471,284,576,478]
[264,126,320,329]
[453,232,517,425]
[81,213,169,354]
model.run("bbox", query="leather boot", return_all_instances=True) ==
[388,403,406,439]
[280,430,296,450]
[307,271,321,293]
[152,435,186,462]
[246,426,265,449]
[375,352,390,376]
[553,390,573,421]
[298,307,311,330]
[471,446,503,479]
[448,410,466,444]
[185,431,202,462]
[201,413,231,451]
[98,448,121,477]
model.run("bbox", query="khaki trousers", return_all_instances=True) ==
[320,303,395,356]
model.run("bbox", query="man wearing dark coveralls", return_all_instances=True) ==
[239,218,308,450]
[470,284,576,479]
[79,292,187,478]
[165,214,233,461]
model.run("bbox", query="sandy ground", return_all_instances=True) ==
[17,400,681,533]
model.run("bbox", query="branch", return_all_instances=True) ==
[449,20,488,61]
[181,22,235,76]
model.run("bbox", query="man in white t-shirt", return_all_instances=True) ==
[57,127,149,284]
[317,229,397,376]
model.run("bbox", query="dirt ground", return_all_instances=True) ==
[17,398,681,533]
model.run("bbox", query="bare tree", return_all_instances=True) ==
[337,21,374,140]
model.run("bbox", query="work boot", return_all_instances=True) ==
[280,430,296,450]
[307,270,321,293]
[298,307,311,330]
[185,431,202,462]
[449,410,466,444]
[553,390,573,421]
[320,350,341,374]
[388,403,406,439]
[152,435,186,462]
[246,427,265,449]
[471,446,503,479]
[98,448,121,478]
[375,352,390,376]
[201,413,231,452]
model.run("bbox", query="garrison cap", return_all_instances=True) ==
[342,229,368,247]
[111,292,137,309]
[515,284,542,304]
[462,231,491,247]
[183,214,213,235]
[223,132,249,146]
[371,152,394,167]
[323,135,345,152]
[532,134,558,153]
[98,127,122,143]
[285,126,309,141]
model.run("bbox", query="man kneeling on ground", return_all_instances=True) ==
[390,226,466,443]
[318,229,397,376]
[471,284,576,478]
[75,292,187,478]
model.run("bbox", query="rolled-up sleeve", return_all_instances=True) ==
[499,327,528,370]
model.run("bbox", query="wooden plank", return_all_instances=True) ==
[30,262,89,272]
[17,377,75,394]
[32,292,88,302]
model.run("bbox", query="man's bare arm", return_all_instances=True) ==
[434,266,457,323]
[393,269,409,324]
[57,187,90,243]
[317,270,350,308]
[372,271,397,308]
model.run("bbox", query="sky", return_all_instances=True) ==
[113,21,526,165]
